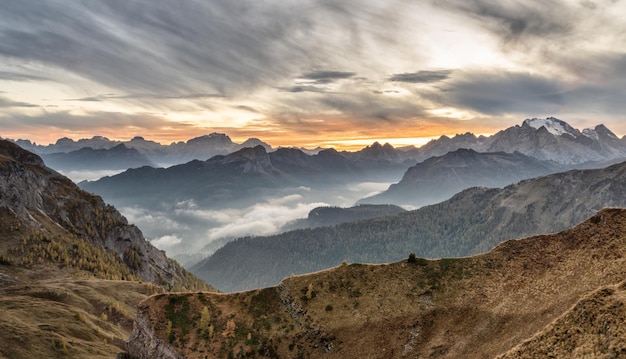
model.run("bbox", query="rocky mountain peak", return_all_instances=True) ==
[224,145,273,173]
[187,132,234,147]
[522,117,581,138]
[0,140,45,167]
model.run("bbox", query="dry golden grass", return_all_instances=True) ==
[0,265,163,359]
[136,208,626,358]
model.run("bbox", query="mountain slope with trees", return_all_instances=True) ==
[193,161,626,291]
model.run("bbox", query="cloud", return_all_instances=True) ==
[1,0,625,142]
[388,70,453,84]
[0,96,38,108]
[151,235,183,250]
[204,200,327,241]
[278,85,330,93]
[427,70,565,115]
[0,1,409,98]
[109,181,395,257]
[437,0,574,44]
[0,110,189,134]
[67,93,224,102]
[0,71,48,82]
[56,169,125,183]
[299,70,356,84]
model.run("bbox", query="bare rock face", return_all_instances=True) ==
[127,303,183,359]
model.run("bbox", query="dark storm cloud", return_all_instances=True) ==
[388,70,452,84]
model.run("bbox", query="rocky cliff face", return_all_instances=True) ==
[0,140,205,290]
[127,302,184,359]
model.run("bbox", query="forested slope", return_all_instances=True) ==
[194,162,626,291]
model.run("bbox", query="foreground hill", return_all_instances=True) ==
[194,161,626,291]
[129,208,626,358]
[0,140,210,358]
[361,149,564,207]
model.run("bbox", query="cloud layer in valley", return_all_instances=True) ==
[118,182,393,257]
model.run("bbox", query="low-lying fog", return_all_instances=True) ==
[117,181,393,264]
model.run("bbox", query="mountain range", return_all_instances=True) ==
[192,160,626,292]
[128,208,626,358]
[66,116,626,260]
[7,117,626,176]
[79,145,408,211]
[13,133,273,168]
[412,117,626,165]
[40,143,156,171]
[360,148,566,207]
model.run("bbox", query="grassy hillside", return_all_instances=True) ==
[132,208,626,358]
[0,267,161,359]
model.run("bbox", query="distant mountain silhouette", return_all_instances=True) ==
[41,144,155,171]
[360,149,565,207]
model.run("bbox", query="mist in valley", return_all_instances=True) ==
[117,181,394,264]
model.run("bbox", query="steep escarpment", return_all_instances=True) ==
[130,208,626,358]
[0,140,205,290]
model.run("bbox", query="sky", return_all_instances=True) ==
[1,0,626,149]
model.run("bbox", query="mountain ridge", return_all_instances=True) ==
[129,208,626,358]
[360,148,565,207]
[8,117,626,170]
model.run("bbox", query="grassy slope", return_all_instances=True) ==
[138,208,626,358]
[0,265,162,359]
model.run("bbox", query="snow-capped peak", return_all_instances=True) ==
[523,117,581,137]
[582,125,619,141]
[582,128,599,141]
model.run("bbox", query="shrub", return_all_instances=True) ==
[325,304,333,312]
[0,253,12,265]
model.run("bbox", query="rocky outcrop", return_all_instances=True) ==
[126,303,183,359]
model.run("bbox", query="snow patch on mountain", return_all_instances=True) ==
[582,128,599,141]
[524,117,581,137]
